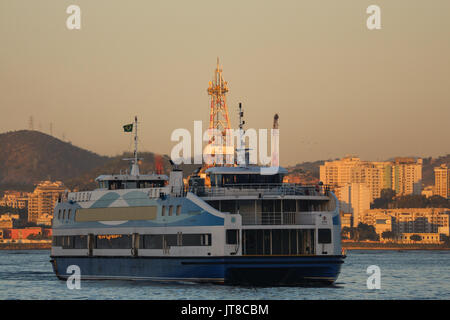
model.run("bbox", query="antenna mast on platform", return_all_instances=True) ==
[205,58,232,165]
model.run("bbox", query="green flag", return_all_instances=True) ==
[123,123,133,132]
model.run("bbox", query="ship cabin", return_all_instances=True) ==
[95,173,168,190]
[189,166,335,257]
[206,165,287,187]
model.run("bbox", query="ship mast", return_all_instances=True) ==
[134,116,138,168]
[126,116,140,176]
[237,102,246,166]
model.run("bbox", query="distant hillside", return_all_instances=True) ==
[422,154,450,186]
[0,130,199,192]
[0,130,109,189]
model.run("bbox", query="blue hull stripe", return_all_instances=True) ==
[51,256,344,285]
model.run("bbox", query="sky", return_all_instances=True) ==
[1,0,449,166]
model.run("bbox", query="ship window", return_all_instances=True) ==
[168,206,173,216]
[272,230,282,254]
[176,205,181,216]
[68,209,72,220]
[140,235,163,249]
[53,236,62,246]
[162,206,166,216]
[243,229,315,256]
[202,234,211,246]
[73,235,87,249]
[226,229,239,245]
[318,229,332,244]
[63,209,66,220]
[58,209,61,219]
[95,234,132,249]
[182,234,211,246]
[109,181,123,190]
[59,236,74,249]
[125,181,137,189]
[164,234,178,247]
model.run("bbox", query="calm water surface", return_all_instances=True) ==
[0,250,449,300]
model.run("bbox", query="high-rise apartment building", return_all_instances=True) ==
[391,157,422,196]
[434,164,449,199]
[28,181,65,224]
[339,183,371,227]
[319,156,362,188]
[0,191,30,209]
[321,156,423,225]
[321,156,422,199]
[320,156,393,203]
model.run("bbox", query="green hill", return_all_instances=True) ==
[0,130,109,190]
[0,130,199,192]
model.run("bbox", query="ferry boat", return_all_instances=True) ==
[50,114,345,286]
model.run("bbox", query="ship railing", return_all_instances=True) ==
[187,184,329,197]
[240,212,316,225]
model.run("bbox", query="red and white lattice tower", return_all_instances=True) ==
[205,58,233,164]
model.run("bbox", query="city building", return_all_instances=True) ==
[35,213,53,226]
[0,213,20,229]
[434,164,449,199]
[28,181,65,224]
[339,183,371,227]
[0,191,30,209]
[421,186,434,198]
[391,157,422,196]
[398,233,441,244]
[362,208,450,239]
[320,156,423,202]
[360,211,394,236]
[320,156,362,189]
[340,212,353,229]
[3,227,43,240]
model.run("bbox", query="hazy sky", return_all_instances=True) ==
[1,0,449,165]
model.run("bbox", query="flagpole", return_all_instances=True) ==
[134,115,138,172]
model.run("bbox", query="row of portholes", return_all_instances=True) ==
[58,208,73,221]
[161,205,182,217]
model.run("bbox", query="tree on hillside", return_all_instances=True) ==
[341,226,356,240]
[372,191,450,209]
[428,195,449,208]
[356,223,379,241]
[441,235,450,247]
[394,195,428,208]
[371,189,396,209]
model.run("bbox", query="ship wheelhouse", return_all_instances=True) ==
[207,166,285,187]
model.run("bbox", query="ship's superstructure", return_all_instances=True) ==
[50,63,345,286]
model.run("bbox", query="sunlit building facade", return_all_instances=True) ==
[391,158,422,196]
[28,181,65,224]
[434,164,449,199]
